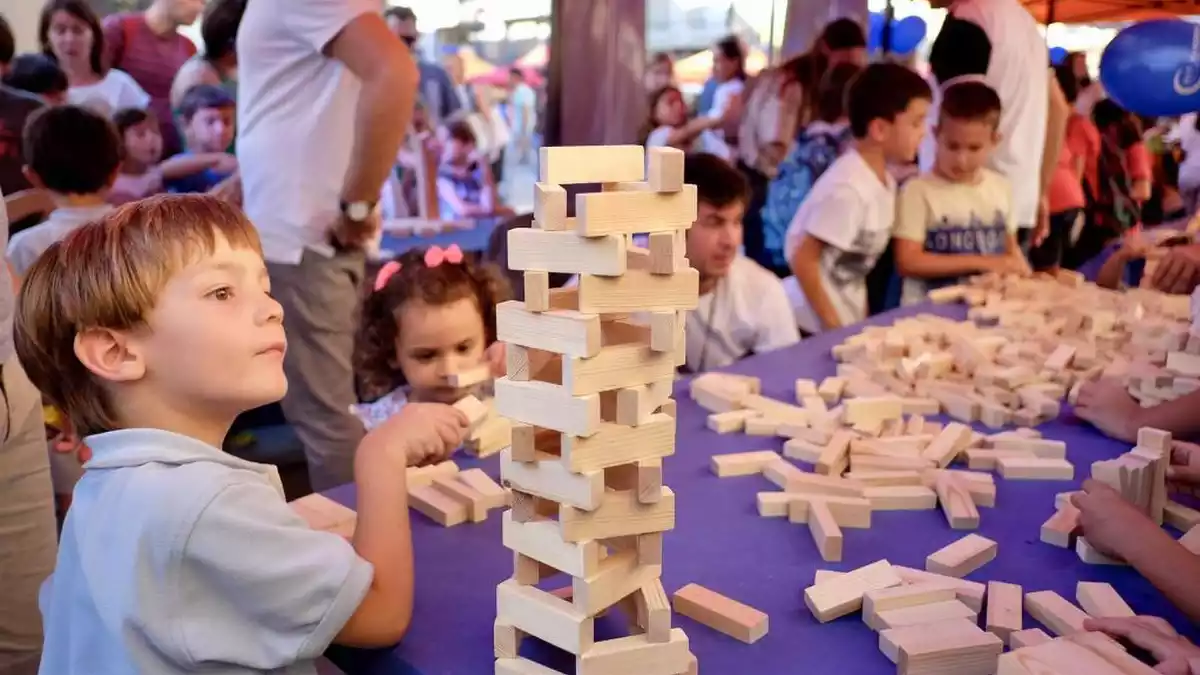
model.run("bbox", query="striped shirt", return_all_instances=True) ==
[103,13,196,157]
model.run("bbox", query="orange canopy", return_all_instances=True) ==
[1020,0,1200,23]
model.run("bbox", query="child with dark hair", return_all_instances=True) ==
[786,62,932,332]
[1072,98,1143,267]
[704,35,746,156]
[894,79,1030,304]
[436,120,509,219]
[759,62,861,277]
[640,85,735,157]
[2,53,68,105]
[110,106,239,205]
[167,83,237,193]
[7,105,119,275]
[682,153,798,371]
[353,246,510,428]
[1041,63,1099,270]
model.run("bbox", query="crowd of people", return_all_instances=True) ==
[1,0,1200,673]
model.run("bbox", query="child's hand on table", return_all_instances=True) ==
[365,402,468,469]
[1083,616,1200,675]
[1074,378,1141,443]
[1169,441,1200,496]
[1071,479,1155,562]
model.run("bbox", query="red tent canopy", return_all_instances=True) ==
[1021,0,1200,23]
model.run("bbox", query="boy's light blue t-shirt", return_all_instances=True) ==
[39,428,373,675]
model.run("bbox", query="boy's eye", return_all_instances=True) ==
[456,342,473,354]
[208,287,234,301]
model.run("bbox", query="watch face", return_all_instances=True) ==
[347,202,371,221]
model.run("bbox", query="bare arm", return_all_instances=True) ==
[1095,247,1133,290]
[893,238,1000,279]
[334,437,414,646]
[327,14,418,206]
[1040,76,1070,196]
[790,234,841,331]
[159,153,226,180]
[664,116,721,148]
[1130,389,1200,438]
[1122,525,1200,624]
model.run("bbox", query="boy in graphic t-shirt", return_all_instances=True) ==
[894,79,1031,306]
[785,62,933,333]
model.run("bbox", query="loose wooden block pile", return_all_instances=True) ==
[697,368,1099,561]
[800,557,1160,674]
[493,145,698,675]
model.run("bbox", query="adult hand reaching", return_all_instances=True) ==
[1169,441,1200,496]
[1071,479,1153,562]
[1082,616,1200,675]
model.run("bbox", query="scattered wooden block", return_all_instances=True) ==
[922,422,975,467]
[1008,628,1053,650]
[935,473,980,530]
[863,485,937,511]
[1024,590,1089,637]
[744,416,782,436]
[1179,525,1200,554]
[846,470,925,487]
[409,483,469,526]
[431,476,488,523]
[288,493,357,538]
[1039,504,1080,548]
[1076,582,1134,618]
[1075,537,1126,566]
[671,583,768,644]
[926,533,997,578]
[706,409,757,434]
[985,581,1023,644]
[863,582,958,630]
[1166,500,1200,531]
[996,457,1075,481]
[893,565,986,612]
[818,377,846,404]
[874,599,978,631]
[989,437,1067,459]
[807,501,844,562]
[845,397,904,427]
[888,620,1002,673]
[965,448,1036,471]
[710,450,779,477]
[756,492,791,518]
[804,559,903,623]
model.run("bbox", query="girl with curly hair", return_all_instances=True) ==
[352,245,510,432]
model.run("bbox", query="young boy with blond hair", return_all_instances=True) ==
[19,194,468,673]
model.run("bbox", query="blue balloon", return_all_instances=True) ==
[1101,19,1200,117]
[1049,46,1068,66]
[890,16,928,55]
[867,12,886,52]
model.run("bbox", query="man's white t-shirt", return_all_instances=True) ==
[236,0,380,264]
[68,69,150,117]
[949,0,1049,228]
[685,256,800,372]
[783,149,896,333]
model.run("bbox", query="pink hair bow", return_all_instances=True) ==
[374,261,402,291]
[424,244,463,267]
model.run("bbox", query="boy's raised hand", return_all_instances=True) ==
[1071,479,1154,561]
[366,402,468,469]
[1082,616,1200,675]
[1169,441,1200,496]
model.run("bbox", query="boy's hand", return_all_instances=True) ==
[365,402,468,469]
[213,153,239,174]
[1083,616,1200,675]
[1074,378,1140,442]
[1071,479,1153,561]
[1169,441,1200,496]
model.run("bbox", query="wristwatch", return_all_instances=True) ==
[340,199,375,223]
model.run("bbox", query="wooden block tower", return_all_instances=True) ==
[493,145,698,675]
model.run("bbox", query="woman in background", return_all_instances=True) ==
[169,0,244,111]
[40,0,149,116]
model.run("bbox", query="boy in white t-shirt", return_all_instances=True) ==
[785,63,933,333]
[683,153,800,372]
[894,80,1030,305]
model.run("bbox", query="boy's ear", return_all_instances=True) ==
[74,328,146,384]
[992,130,1003,146]
[21,166,45,190]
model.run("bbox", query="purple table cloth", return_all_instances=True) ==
[324,303,1195,675]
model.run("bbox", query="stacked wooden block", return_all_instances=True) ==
[494,145,697,675]
[1040,426,1190,564]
